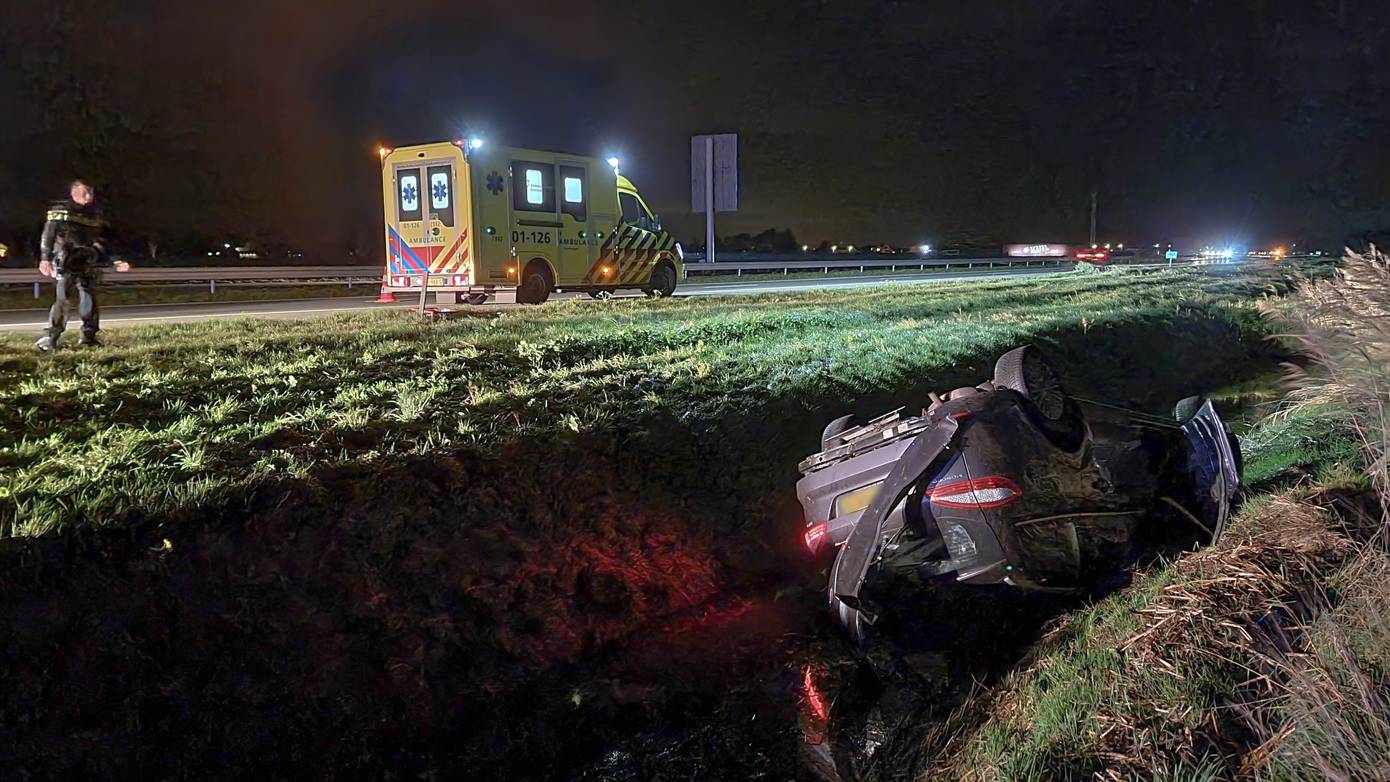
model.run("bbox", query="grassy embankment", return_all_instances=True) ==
[0,265,1308,778]
[0,267,1292,538]
[901,253,1390,782]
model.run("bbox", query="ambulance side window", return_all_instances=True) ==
[560,165,586,222]
[397,168,422,222]
[512,161,556,213]
[427,165,454,227]
[619,192,643,225]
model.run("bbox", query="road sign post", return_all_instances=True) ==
[705,137,714,264]
[692,133,738,263]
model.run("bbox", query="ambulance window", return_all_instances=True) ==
[512,161,556,213]
[525,170,543,205]
[427,165,454,227]
[619,192,643,224]
[397,169,422,221]
[560,165,587,222]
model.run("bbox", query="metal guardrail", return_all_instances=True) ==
[0,265,382,284]
[681,256,1072,277]
[0,265,383,298]
[0,256,1208,298]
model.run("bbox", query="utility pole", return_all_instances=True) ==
[1088,189,1098,247]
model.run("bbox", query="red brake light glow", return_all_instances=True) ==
[928,476,1023,509]
[804,522,829,554]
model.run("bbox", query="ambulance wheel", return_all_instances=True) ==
[465,293,489,306]
[518,263,553,304]
[643,262,677,298]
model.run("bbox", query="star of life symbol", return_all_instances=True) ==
[487,171,504,195]
[401,178,419,211]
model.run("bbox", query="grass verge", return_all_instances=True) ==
[0,267,1292,538]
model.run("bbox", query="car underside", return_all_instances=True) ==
[796,346,1242,641]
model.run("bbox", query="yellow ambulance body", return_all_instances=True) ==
[380,141,682,304]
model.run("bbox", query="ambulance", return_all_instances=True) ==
[379,140,683,304]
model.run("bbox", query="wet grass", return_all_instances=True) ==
[0,267,1296,539]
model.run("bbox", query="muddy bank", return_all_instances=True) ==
[0,308,1283,780]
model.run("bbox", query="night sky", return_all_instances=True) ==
[3,0,1388,259]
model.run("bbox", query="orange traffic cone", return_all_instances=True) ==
[375,282,395,304]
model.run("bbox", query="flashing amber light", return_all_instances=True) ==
[507,266,516,275]
[600,265,612,275]
[377,146,391,159]
[1272,247,1287,258]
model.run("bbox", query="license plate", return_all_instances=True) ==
[428,276,445,286]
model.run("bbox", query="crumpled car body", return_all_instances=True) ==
[796,346,1241,641]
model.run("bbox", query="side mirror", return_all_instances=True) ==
[638,215,651,231]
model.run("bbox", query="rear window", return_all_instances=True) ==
[397,168,422,222]
[512,161,555,213]
[427,165,454,227]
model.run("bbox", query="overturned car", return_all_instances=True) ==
[796,346,1241,641]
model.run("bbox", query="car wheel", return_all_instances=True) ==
[642,263,677,298]
[993,345,1067,420]
[465,293,489,306]
[822,414,858,450]
[517,264,552,304]
[994,345,1087,452]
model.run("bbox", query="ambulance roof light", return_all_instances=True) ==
[469,138,484,150]
[607,156,621,174]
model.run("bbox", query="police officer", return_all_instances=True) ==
[34,180,130,351]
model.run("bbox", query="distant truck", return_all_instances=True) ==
[379,141,682,304]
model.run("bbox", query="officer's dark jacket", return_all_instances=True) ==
[40,201,110,275]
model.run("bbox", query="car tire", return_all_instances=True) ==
[517,264,552,305]
[465,293,489,306]
[822,414,858,451]
[994,345,1087,452]
[642,263,677,298]
[993,345,1066,420]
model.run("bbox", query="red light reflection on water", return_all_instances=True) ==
[800,663,829,745]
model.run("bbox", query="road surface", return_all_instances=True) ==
[0,266,1062,331]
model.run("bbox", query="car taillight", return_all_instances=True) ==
[928,476,1023,509]
[804,522,829,554]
